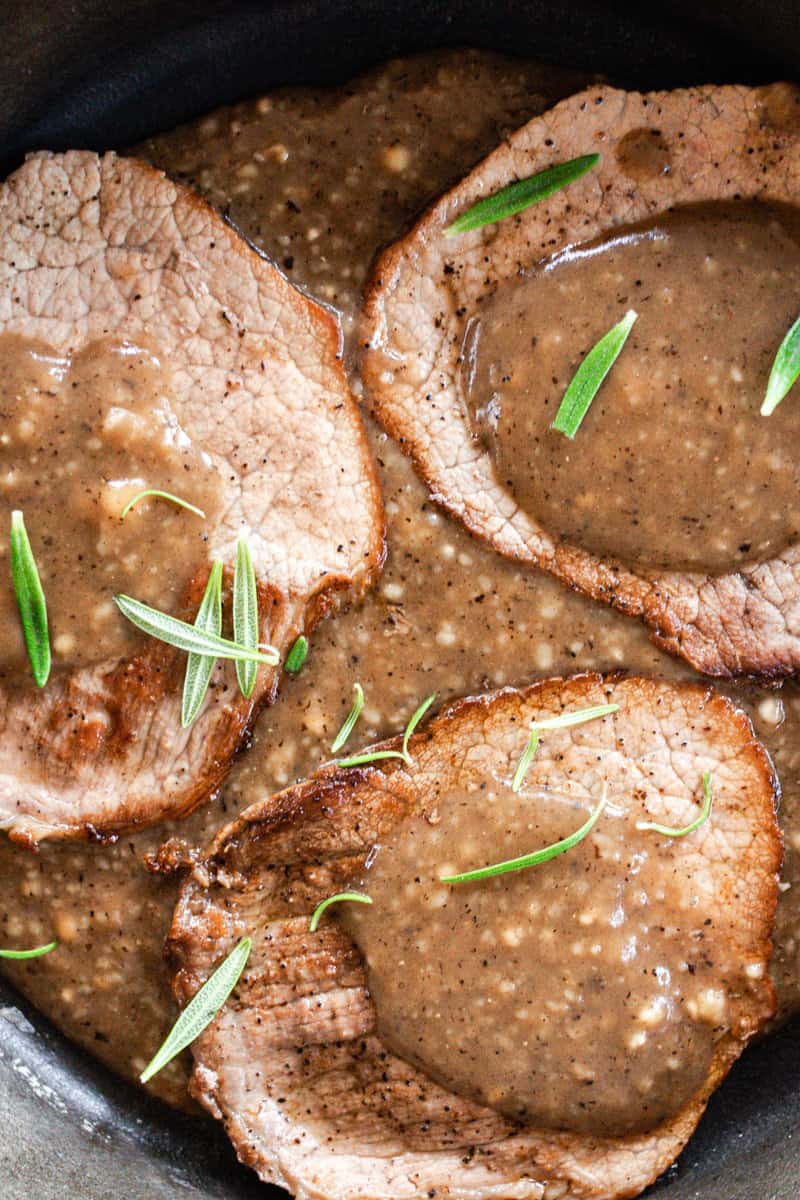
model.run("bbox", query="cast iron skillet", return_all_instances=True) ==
[0,3,799,1197]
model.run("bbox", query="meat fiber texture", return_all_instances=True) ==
[169,674,781,1200]
[0,151,383,842]
[361,82,800,678]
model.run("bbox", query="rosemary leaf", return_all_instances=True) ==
[441,785,608,884]
[636,771,713,838]
[331,682,365,753]
[114,594,278,665]
[120,489,206,521]
[552,309,637,438]
[445,153,600,235]
[511,729,540,794]
[762,312,800,415]
[285,635,308,674]
[140,936,251,1084]
[0,940,57,960]
[530,702,619,731]
[181,562,223,728]
[401,691,437,763]
[309,892,372,933]
[337,748,407,768]
[233,538,259,699]
[10,510,51,687]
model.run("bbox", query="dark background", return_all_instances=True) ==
[0,2,799,1197]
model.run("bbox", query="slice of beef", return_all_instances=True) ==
[0,151,383,844]
[361,82,800,678]
[168,674,780,1200]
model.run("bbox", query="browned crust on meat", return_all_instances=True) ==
[168,674,781,1200]
[361,82,800,679]
[0,151,385,843]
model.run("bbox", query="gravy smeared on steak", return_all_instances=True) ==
[0,335,220,673]
[0,54,798,1130]
[362,82,800,676]
[169,676,780,1200]
[0,150,382,841]
[471,202,800,572]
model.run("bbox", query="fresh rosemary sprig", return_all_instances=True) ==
[552,309,637,438]
[309,892,372,932]
[445,153,600,235]
[140,936,251,1084]
[10,510,51,687]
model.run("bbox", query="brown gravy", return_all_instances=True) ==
[470,201,800,572]
[0,51,797,1120]
[0,335,219,674]
[342,774,724,1135]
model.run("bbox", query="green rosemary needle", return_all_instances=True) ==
[511,703,619,793]
[120,489,206,521]
[233,538,259,699]
[441,785,608,884]
[10,510,51,687]
[114,594,278,665]
[636,772,713,838]
[309,892,373,932]
[140,936,251,1084]
[337,692,437,768]
[762,312,800,415]
[0,941,57,960]
[284,635,308,673]
[181,561,223,728]
[331,682,365,753]
[552,309,637,438]
[445,153,600,235]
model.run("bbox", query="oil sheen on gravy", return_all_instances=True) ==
[0,335,219,675]
[469,202,800,572]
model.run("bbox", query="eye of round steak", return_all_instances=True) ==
[168,673,780,1200]
[361,83,800,678]
[0,151,383,843]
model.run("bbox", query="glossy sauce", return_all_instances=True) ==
[0,336,219,674]
[342,776,725,1134]
[0,52,797,1117]
[470,202,800,571]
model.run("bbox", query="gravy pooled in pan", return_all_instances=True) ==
[471,202,800,572]
[0,51,797,1134]
[0,336,219,672]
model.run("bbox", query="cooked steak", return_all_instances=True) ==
[361,82,800,678]
[168,674,780,1200]
[0,151,383,844]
